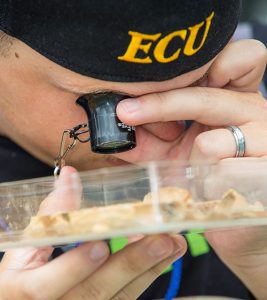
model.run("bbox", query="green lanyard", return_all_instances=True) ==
[109,230,210,271]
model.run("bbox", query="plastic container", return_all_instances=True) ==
[0,159,267,250]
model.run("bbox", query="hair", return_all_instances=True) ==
[0,30,14,57]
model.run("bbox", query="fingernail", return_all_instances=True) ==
[59,166,75,178]
[89,243,109,261]
[71,172,80,192]
[119,98,140,113]
[128,234,145,244]
[147,237,172,258]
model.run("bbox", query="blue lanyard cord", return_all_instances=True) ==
[164,258,183,300]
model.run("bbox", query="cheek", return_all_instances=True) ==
[39,93,87,128]
[26,94,121,170]
[33,97,88,157]
[1,89,90,164]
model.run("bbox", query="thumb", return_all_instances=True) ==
[38,166,82,215]
[1,166,82,270]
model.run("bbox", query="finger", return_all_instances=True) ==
[207,40,267,92]
[117,87,266,127]
[115,121,204,163]
[169,122,207,161]
[1,167,82,270]
[11,242,109,300]
[64,235,181,299]
[200,157,267,209]
[205,225,267,260]
[39,166,82,215]
[127,234,145,244]
[113,235,187,300]
[115,126,174,163]
[190,128,238,163]
[115,122,201,163]
[0,241,109,300]
[142,121,185,142]
[190,122,267,163]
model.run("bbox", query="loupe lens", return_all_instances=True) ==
[77,93,136,154]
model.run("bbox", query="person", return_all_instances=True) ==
[0,0,266,299]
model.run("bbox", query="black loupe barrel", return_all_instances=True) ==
[77,93,136,154]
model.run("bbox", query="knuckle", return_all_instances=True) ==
[247,39,267,63]
[153,93,167,122]
[194,87,212,102]
[77,282,107,300]
[193,132,213,156]
[246,93,266,108]
[193,87,213,112]
[19,284,46,300]
[147,264,164,278]
[241,92,260,106]
[70,280,111,300]
[211,58,229,77]
[112,290,133,300]
[119,253,144,274]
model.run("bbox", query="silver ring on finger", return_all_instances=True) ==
[226,125,246,157]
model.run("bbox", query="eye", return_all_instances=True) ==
[189,72,209,87]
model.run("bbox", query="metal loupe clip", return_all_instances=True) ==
[54,124,90,177]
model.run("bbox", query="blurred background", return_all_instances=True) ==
[241,0,267,23]
[237,0,267,94]
[235,0,267,47]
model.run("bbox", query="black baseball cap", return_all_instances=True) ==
[0,0,242,82]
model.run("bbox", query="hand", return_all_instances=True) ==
[199,157,267,300]
[115,40,267,299]
[0,167,187,300]
[116,87,267,163]
[205,223,267,300]
[116,40,267,164]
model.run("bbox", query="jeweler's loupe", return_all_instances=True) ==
[77,93,136,154]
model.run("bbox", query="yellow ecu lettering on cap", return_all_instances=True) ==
[154,30,187,63]
[184,11,215,56]
[118,11,215,64]
[118,31,161,63]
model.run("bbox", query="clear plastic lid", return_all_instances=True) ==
[0,159,267,250]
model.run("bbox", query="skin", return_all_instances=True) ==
[0,37,213,170]
[0,35,267,299]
